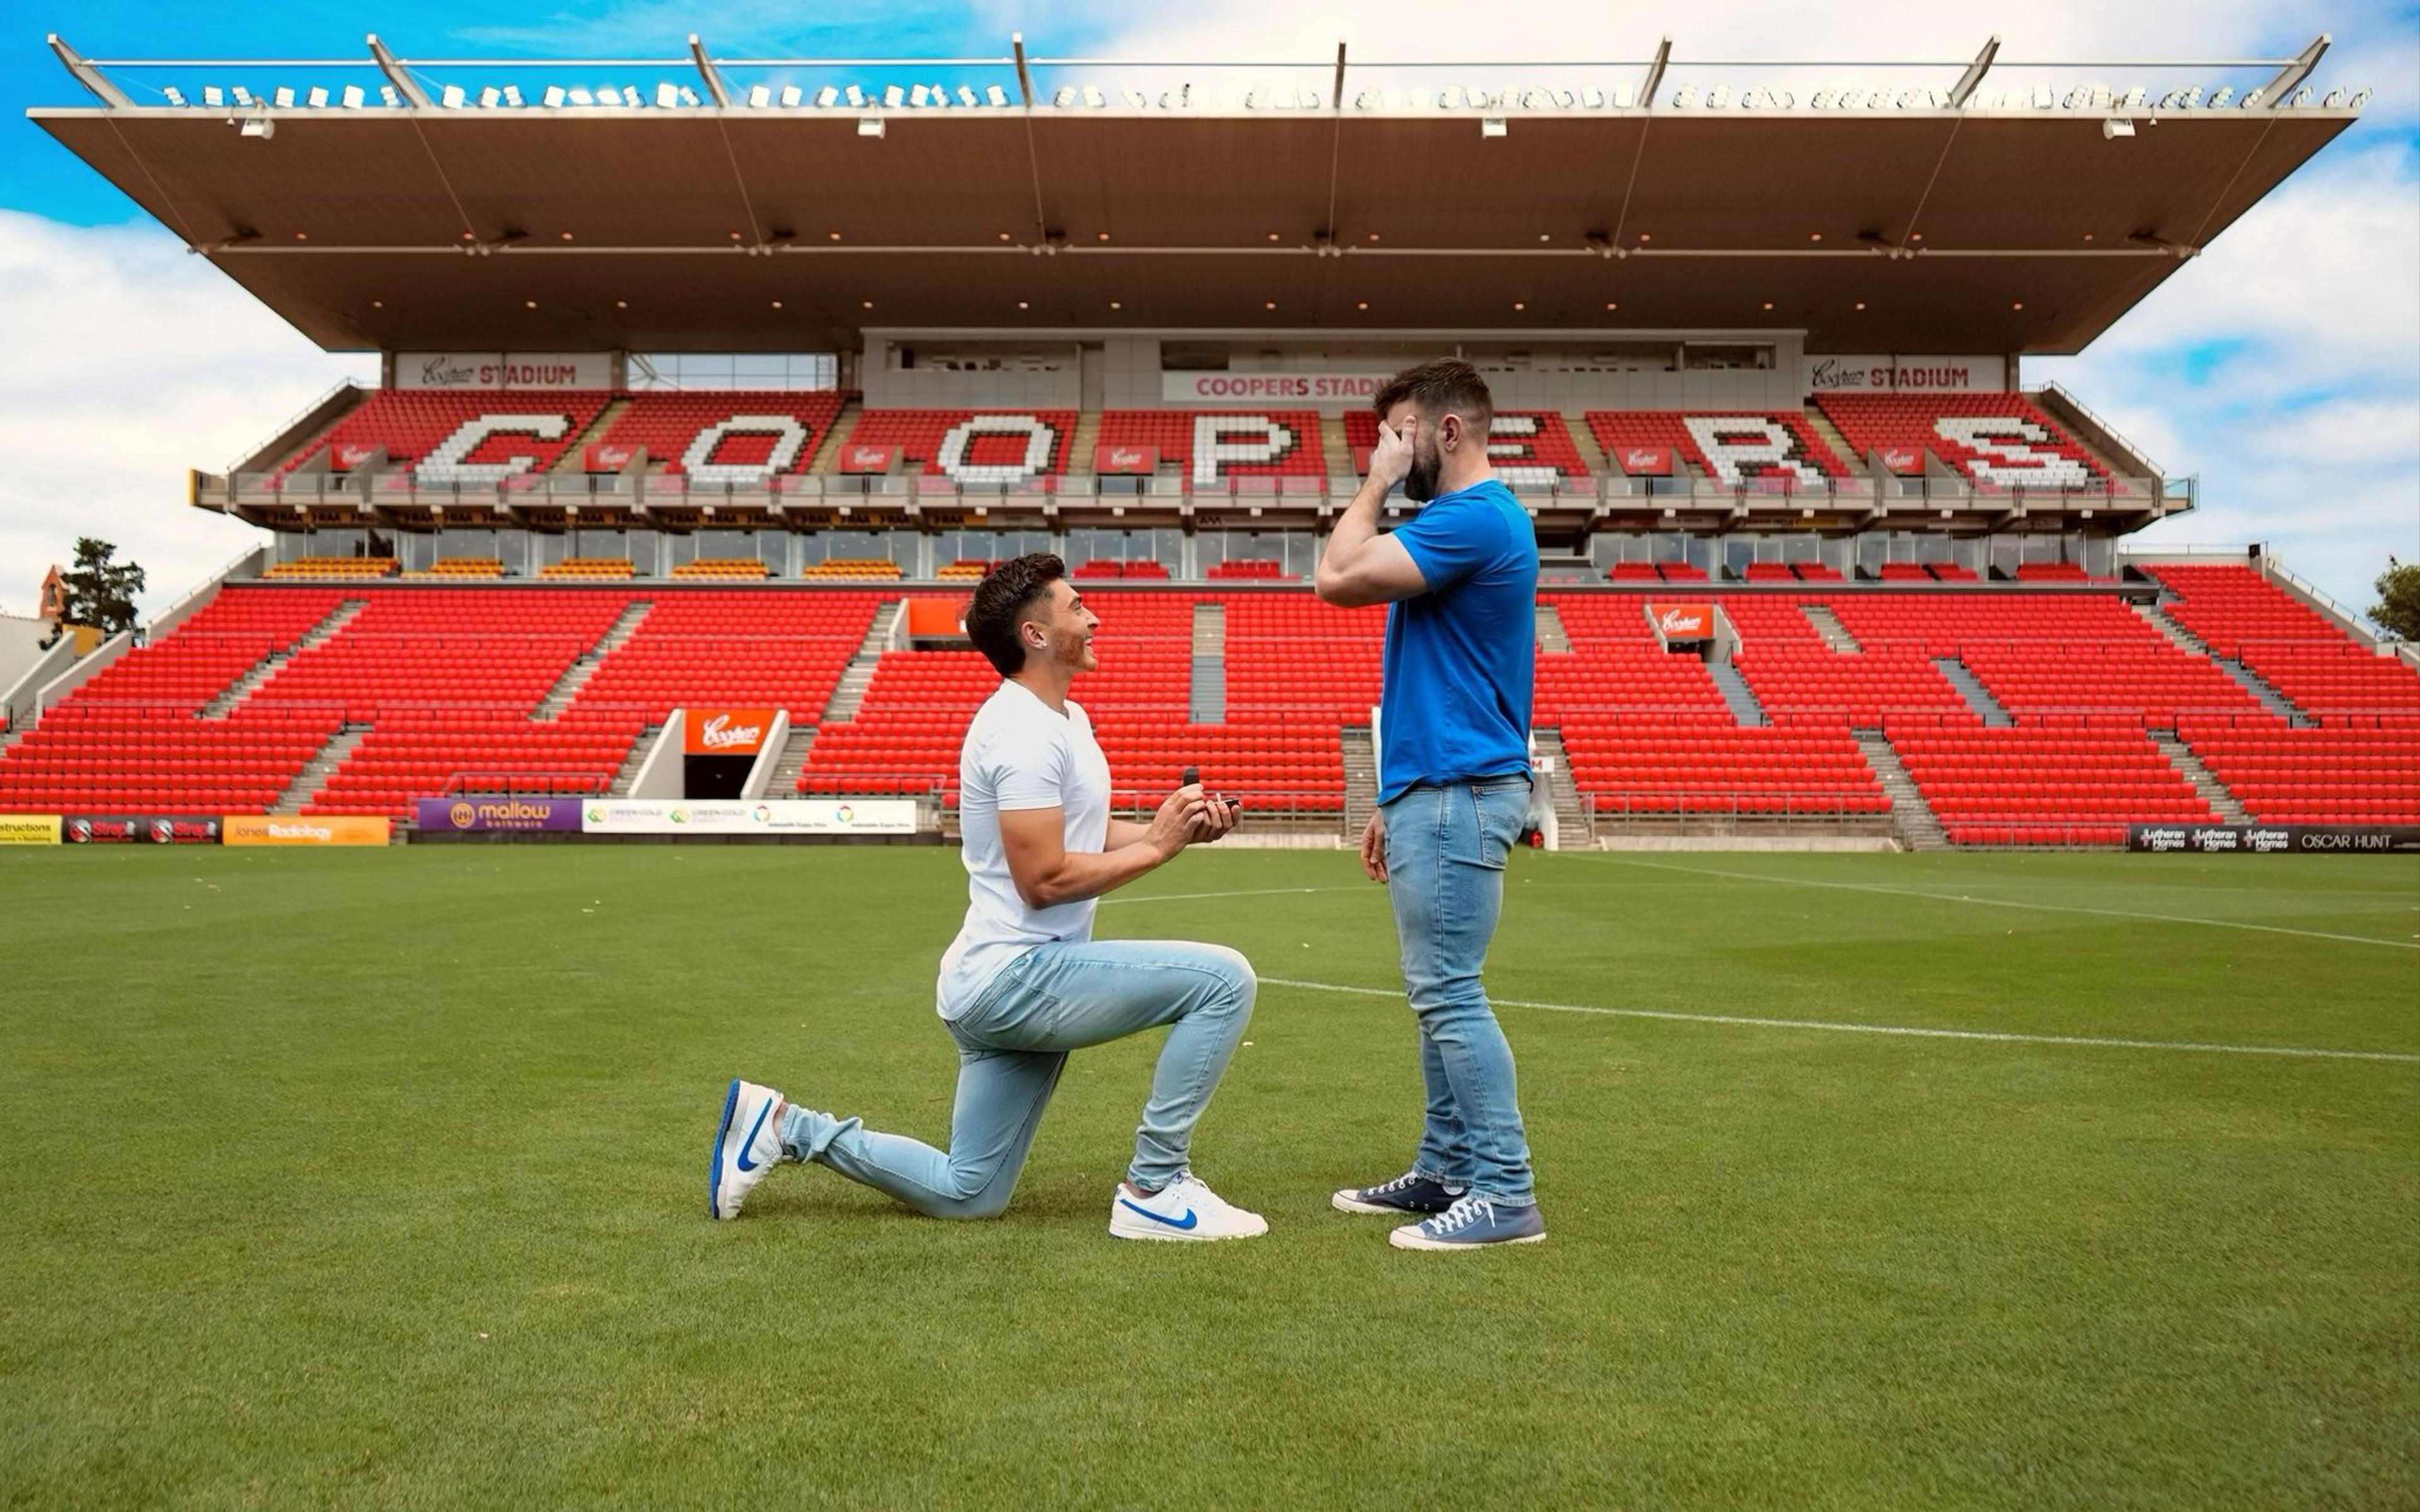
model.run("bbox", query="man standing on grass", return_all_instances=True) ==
[710,553,1268,1242]
[1316,358,1545,1251]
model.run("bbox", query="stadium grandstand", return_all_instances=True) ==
[8,32,2414,849]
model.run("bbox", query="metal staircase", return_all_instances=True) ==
[2151,731,2252,823]
[822,600,903,723]
[1934,657,2014,726]
[1854,730,1949,851]
[203,598,366,719]
[1531,729,1593,848]
[1340,726,1379,838]
[536,599,652,719]
[276,724,370,810]
[1190,601,1226,723]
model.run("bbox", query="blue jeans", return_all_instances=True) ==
[1381,776,1536,1206]
[778,939,1256,1218]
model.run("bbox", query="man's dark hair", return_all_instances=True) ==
[965,552,1068,677]
[1373,358,1494,438]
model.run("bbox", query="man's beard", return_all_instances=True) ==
[1403,442,1443,503]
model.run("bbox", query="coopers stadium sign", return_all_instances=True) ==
[1162,372,1393,403]
[2127,823,2420,854]
[1802,355,2009,394]
[398,352,611,391]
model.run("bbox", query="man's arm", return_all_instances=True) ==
[1316,417,1432,609]
[1000,786,1230,910]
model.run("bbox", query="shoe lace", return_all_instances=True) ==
[1428,1196,1495,1235]
[1369,1171,1422,1196]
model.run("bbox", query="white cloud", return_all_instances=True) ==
[0,211,369,621]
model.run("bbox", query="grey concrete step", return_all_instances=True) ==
[277,723,371,810]
[1935,657,2014,726]
[823,600,904,723]
[1532,728,1593,848]
[1708,658,1768,726]
[2216,658,2313,727]
[1340,725,1379,839]
[1535,602,1572,654]
[538,599,654,720]
[609,726,662,796]
[2150,731,2252,823]
[1802,603,1860,653]
[203,597,367,719]
[1853,730,1950,850]
[764,724,818,796]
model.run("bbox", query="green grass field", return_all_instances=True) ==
[3,845,2415,1509]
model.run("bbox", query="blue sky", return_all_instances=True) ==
[3,1,2414,617]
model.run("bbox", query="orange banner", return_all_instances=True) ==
[223,815,391,847]
[906,600,969,639]
[684,707,778,757]
[1650,604,1714,641]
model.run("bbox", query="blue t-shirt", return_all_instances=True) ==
[1377,478,1539,803]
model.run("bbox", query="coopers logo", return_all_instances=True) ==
[684,707,777,757]
[1648,604,1714,641]
[1619,447,1673,476]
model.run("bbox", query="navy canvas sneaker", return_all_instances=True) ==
[1388,1194,1546,1251]
[1331,1171,1466,1216]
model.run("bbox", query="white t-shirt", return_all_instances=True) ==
[936,679,1113,1018]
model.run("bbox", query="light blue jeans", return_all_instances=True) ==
[778,939,1257,1218]
[1382,776,1537,1207]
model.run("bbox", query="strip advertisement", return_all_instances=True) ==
[2126,823,2420,855]
[223,815,392,847]
[414,797,585,833]
[580,799,918,836]
[64,815,221,845]
[0,814,60,845]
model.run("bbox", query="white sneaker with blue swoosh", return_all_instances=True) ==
[708,1078,787,1221]
[1107,1173,1267,1242]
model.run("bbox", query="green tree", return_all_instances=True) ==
[54,537,147,639]
[2371,556,2420,642]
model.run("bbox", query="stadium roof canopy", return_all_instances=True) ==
[31,34,2362,356]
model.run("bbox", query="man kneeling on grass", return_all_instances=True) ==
[710,553,1265,1241]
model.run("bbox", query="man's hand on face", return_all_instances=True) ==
[1368,413,1417,493]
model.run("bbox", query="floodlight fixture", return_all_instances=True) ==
[814,86,838,107]
[567,87,594,106]
[985,84,1008,107]
[502,85,524,107]
[1581,85,1605,108]
[273,86,294,107]
[1670,84,1697,108]
[1082,85,1105,108]
[233,86,255,106]
[844,84,865,107]
[1441,85,1463,108]
[2207,86,2234,108]
[1480,115,1507,137]
[653,83,676,108]
[2101,117,2135,139]
[957,86,978,106]
[780,85,800,107]
[239,114,273,139]
[163,86,188,106]
[381,85,401,107]
[909,84,930,106]
[749,84,771,108]
[857,114,885,137]
[2320,87,2344,107]
[441,84,465,108]
[477,86,500,107]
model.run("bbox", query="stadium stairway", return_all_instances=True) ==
[2216,658,2313,727]
[1708,659,1769,726]
[1802,409,1867,477]
[1064,411,1102,477]
[805,398,863,474]
[1340,726,1378,837]
[552,398,629,474]
[2150,731,2253,823]
[765,725,818,793]
[1935,658,2015,726]
[536,600,654,720]
[823,601,904,722]
[279,724,371,810]
[2133,599,2213,656]
[1854,731,1950,851]
[1531,729,1593,846]
[1801,604,1861,653]
[606,732,656,796]
[201,598,366,719]
[1190,601,1226,723]
[1535,602,1572,653]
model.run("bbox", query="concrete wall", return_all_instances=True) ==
[0,614,53,698]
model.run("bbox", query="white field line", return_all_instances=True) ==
[1260,977,2420,1065]
[1583,856,2420,951]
